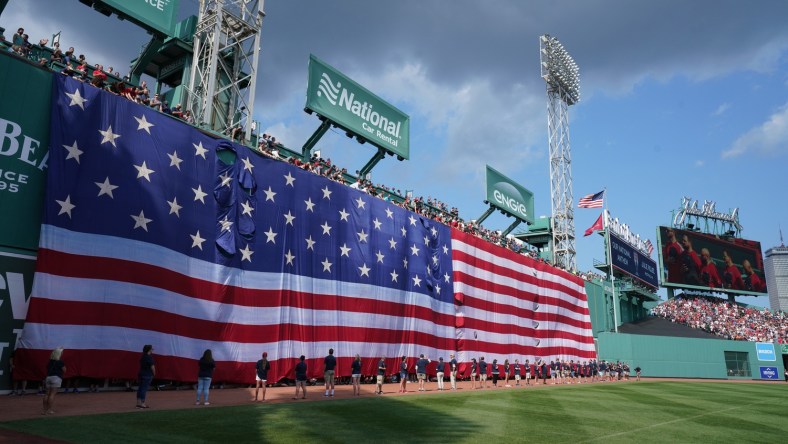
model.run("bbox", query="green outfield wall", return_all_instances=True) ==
[597,332,785,380]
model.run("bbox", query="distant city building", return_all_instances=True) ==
[764,245,788,312]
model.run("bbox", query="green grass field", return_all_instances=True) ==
[3,381,787,443]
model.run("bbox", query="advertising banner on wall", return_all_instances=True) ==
[0,53,52,252]
[759,366,779,380]
[0,251,36,391]
[609,232,659,288]
[485,165,534,224]
[305,54,410,160]
[657,226,767,296]
[94,0,180,36]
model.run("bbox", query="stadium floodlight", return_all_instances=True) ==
[540,34,580,271]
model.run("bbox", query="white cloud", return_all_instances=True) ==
[712,102,731,116]
[695,160,705,167]
[722,103,788,158]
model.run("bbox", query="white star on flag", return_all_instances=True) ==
[56,195,75,218]
[357,229,369,243]
[358,263,371,277]
[264,186,277,202]
[99,125,120,147]
[412,275,422,287]
[240,244,254,262]
[355,197,366,209]
[134,115,155,134]
[65,88,87,109]
[220,216,234,233]
[305,236,316,250]
[191,230,206,250]
[284,250,296,265]
[192,185,207,203]
[376,251,385,263]
[304,198,315,212]
[321,186,332,199]
[410,244,420,256]
[340,243,352,257]
[167,197,182,217]
[62,141,83,163]
[284,172,295,186]
[264,227,277,244]
[283,211,295,226]
[95,177,118,198]
[385,208,393,219]
[131,210,152,231]
[390,270,399,282]
[242,157,254,172]
[321,258,333,272]
[338,209,350,221]
[388,238,397,249]
[321,221,332,236]
[168,151,183,170]
[193,141,208,159]
[219,172,233,187]
[373,218,382,230]
[134,161,155,182]
[241,201,254,216]
[409,215,417,226]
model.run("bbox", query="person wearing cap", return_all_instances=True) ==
[449,354,458,390]
[136,344,155,409]
[435,357,445,391]
[324,348,336,397]
[254,351,270,401]
[293,355,307,399]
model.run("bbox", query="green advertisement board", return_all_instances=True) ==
[0,251,37,391]
[305,54,410,160]
[485,165,535,224]
[0,53,52,252]
[93,0,179,36]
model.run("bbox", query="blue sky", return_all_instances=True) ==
[3,0,787,307]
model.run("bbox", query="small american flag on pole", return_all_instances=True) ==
[578,190,605,208]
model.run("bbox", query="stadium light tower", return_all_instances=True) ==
[540,34,580,272]
[186,0,265,140]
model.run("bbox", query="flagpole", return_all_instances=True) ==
[603,188,619,333]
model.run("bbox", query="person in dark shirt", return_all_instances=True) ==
[503,359,511,387]
[376,356,386,395]
[137,344,155,409]
[416,354,430,392]
[634,365,642,382]
[449,354,458,390]
[294,355,307,399]
[513,359,521,386]
[469,358,478,390]
[524,359,531,385]
[399,355,409,393]
[436,357,445,391]
[351,354,362,396]
[491,359,500,387]
[255,351,270,402]
[479,357,488,388]
[43,347,66,415]
[324,348,337,397]
[196,349,215,406]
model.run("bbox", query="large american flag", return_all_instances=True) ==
[15,76,594,383]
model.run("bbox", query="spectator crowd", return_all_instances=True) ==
[651,296,788,343]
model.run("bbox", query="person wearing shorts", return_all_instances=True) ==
[479,357,488,388]
[43,347,66,415]
[324,348,336,397]
[399,356,408,393]
[351,354,362,396]
[524,359,531,385]
[513,359,521,386]
[376,356,386,395]
[469,358,478,390]
[415,354,430,392]
[294,355,307,399]
[255,352,270,401]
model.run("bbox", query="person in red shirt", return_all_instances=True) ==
[742,259,765,292]
[680,235,702,285]
[663,229,684,284]
[722,250,744,290]
[699,248,722,288]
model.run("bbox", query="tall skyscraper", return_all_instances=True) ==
[764,245,788,312]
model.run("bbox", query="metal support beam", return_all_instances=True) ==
[301,120,331,161]
[475,206,496,226]
[501,219,522,238]
[358,147,386,179]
